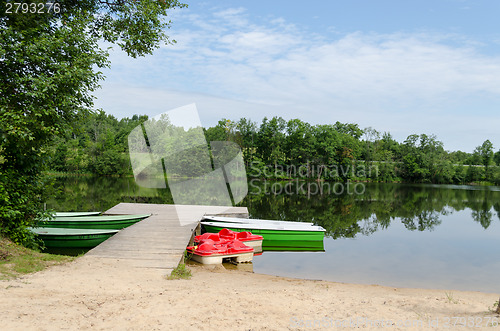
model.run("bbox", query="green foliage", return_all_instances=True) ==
[205,119,232,142]
[444,291,459,304]
[0,0,185,245]
[257,116,287,169]
[400,134,443,183]
[167,263,192,280]
[494,150,500,166]
[46,112,499,187]
[465,165,483,183]
[491,166,500,185]
[492,299,500,314]
[45,112,180,176]
[46,176,175,213]
[475,140,494,179]
[0,167,50,249]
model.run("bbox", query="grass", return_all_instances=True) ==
[489,299,500,314]
[166,263,192,280]
[0,236,74,280]
[444,291,459,304]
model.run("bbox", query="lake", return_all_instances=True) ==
[46,176,500,293]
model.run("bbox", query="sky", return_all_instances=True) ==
[94,0,500,153]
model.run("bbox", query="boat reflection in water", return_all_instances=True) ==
[262,239,325,252]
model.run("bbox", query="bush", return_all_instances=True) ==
[0,168,49,249]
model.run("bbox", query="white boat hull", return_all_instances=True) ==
[202,215,321,229]
[190,252,254,265]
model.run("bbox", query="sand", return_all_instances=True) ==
[0,256,498,330]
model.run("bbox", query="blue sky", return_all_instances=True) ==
[94,0,500,153]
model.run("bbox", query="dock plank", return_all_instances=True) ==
[85,203,248,273]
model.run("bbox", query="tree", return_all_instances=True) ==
[285,119,315,169]
[494,150,500,166]
[401,134,444,183]
[235,118,257,166]
[379,132,401,159]
[235,118,257,148]
[205,119,232,143]
[312,125,340,179]
[333,122,363,139]
[256,117,286,175]
[362,127,380,164]
[0,0,186,246]
[312,124,360,182]
[473,140,494,181]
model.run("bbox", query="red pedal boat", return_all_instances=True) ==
[187,239,254,265]
[194,228,263,252]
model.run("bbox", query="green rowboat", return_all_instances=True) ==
[53,211,101,217]
[202,215,318,228]
[29,227,119,248]
[200,221,325,247]
[39,214,151,229]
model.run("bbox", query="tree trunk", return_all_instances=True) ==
[317,165,323,181]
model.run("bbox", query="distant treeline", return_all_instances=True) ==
[46,111,500,185]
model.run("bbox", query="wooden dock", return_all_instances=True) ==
[86,203,248,273]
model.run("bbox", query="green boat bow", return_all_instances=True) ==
[39,214,151,230]
[53,211,101,217]
[29,227,119,248]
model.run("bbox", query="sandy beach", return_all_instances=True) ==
[0,256,498,330]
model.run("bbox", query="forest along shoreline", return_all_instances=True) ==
[45,111,500,185]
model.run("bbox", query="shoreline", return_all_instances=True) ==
[42,172,499,187]
[240,271,500,296]
[244,266,500,296]
[1,256,498,330]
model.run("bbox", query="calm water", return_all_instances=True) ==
[47,176,500,293]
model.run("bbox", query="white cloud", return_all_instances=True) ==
[212,7,248,25]
[95,7,500,152]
